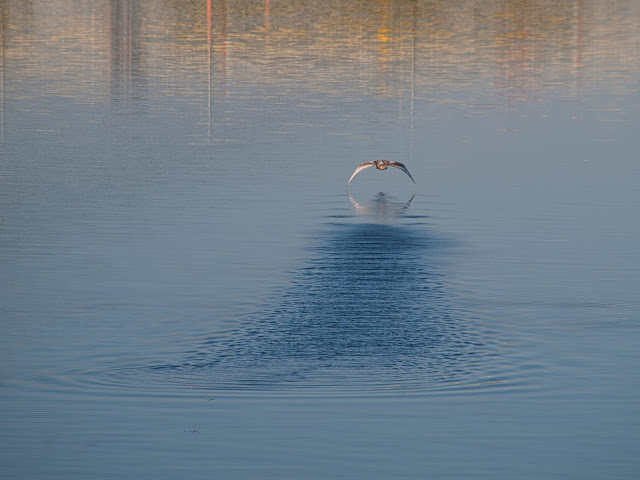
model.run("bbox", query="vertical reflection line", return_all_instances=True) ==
[110,0,135,103]
[207,0,228,144]
[410,3,416,165]
[220,0,227,92]
[265,0,270,31]
[207,0,213,144]
[575,0,584,100]
[359,0,365,95]
[127,0,132,89]
[0,15,4,143]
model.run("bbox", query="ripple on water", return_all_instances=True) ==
[137,198,540,397]
[27,194,543,399]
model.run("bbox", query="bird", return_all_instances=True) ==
[347,160,416,185]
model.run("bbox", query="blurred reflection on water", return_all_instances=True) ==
[2,0,639,106]
[346,191,415,218]
[1,1,639,479]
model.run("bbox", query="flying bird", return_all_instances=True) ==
[347,160,416,185]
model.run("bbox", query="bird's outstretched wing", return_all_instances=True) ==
[389,161,416,183]
[347,161,375,185]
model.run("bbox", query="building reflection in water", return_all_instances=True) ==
[193,0,636,108]
[1,1,639,129]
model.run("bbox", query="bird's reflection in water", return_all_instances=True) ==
[347,191,415,219]
[168,193,498,393]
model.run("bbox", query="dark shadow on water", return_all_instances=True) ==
[150,193,508,394]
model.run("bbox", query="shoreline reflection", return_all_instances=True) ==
[1,0,638,107]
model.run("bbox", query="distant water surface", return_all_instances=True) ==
[1,1,639,479]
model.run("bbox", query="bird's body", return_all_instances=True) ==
[347,160,416,185]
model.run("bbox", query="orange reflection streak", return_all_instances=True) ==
[490,2,579,102]
[219,0,228,91]
[375,0,393,94]
[207,0,212,49]
[265,0,270,31]
[206,0,227,90]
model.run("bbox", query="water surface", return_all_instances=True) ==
[1,1,639,478]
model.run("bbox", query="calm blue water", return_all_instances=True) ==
[1,1,640,478]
